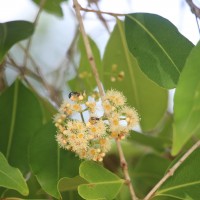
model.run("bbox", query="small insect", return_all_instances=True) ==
[89,117,100,125]
[68,91,85,101]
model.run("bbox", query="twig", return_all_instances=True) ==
[7,54,42,82]
[7,54,61,106]
[195,15,200,34]
[73,1,138,200]
[20,0,62,106]
[186,0,200,18]
[116,139,138,200]
[23,0,46,67]
[73,0,104,98]
[79,5,125,17]
[143,140,200,200]
[186,0,200,35]
[92,2,111,33]
[19,43,42,72]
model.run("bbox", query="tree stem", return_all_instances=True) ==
[73,1,138,199]
[73,0,104,98]
[116,139,138,200]
[143,140,200,200]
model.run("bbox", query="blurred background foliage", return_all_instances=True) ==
[1,0,200,199]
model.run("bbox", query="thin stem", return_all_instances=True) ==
[79,5,125,17]
[186,0,200,18]
[6,80,18,159]
[143,140,200,200]
[23,0,46,67]
[73,1,137,200]
[7,54,61,106]
[93,2,111,33]
[195,15,200,35]
[80,112,85,123]
[7,54,41,82]
[186,0,200,36]
[73,0,104,98]
[19,43,42,72]
[116,139,138,200]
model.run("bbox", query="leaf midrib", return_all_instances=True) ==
[127,14,180,74]
[155,193,188,200]
[156,180,200,194]
[117,20,140,107]
[6,80,19,159]
[0,167,25,192]
[81,179,124,185]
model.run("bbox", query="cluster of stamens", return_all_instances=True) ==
[54,90,139,162]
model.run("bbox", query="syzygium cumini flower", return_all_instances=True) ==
[54,89,140,161]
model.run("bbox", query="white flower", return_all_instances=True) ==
[121,106,140,129]
[103,89,126,107]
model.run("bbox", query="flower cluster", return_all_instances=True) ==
[54,90,140,162]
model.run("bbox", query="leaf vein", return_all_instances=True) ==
[127,15,180,74]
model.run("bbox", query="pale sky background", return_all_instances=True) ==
[0,0,200,112]
[0,0,199,66]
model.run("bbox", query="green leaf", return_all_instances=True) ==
[102,20,168,131]
[172,42,200,155]
[58,176,87,192]
[129,131,171,152]
[0,152,28,196]
[29,121,81,199]
[0,21,34,63]
[69,35,102,93]
[2,173,49,199]
[0,80,43,174]
[35,94,57,123]
[61,190,84,200]
[131,154,170,198]
[78,161,124,200]
[32,0,66,17]
[153,148,200,199]
[125,13,194,89]
[158,113,173,140]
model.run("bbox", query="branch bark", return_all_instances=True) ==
[79,5,125,17]
[186,0,200,18]
[143,140,200,200]
[73,1,138,199]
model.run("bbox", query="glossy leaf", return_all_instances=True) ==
[0,152,28,196]
[32,0,66,17]
[153,148,200,199]
[61,190,83,200]
[158,112,173,139]
[125,13,193,89]
[172,42,200,155]
[0,80,43,174]
[58,176,87,192]
[69,35,102,93]
[131,154,170,198]
[35,94,57,123]
[0,21,34,63]
[29,121,81,199]
[130,131,171,152]
[102,21,168,131]
[1,173,48,199]
[78,161,124,200]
